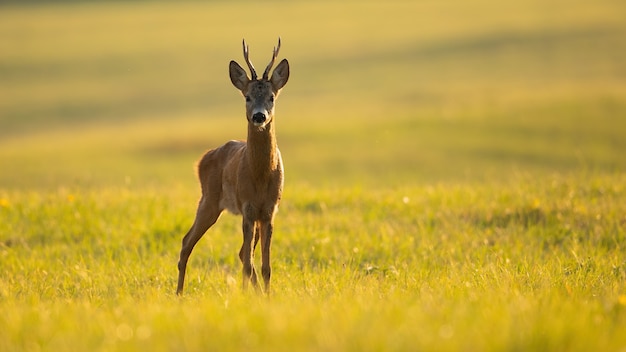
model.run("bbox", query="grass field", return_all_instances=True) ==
[1,0,626,351]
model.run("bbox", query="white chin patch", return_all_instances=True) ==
[253,121,267,130]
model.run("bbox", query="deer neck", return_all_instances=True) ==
[245,121,279,177]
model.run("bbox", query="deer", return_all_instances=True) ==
[176,38,289,296]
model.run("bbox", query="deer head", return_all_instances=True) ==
[229,38,290,130]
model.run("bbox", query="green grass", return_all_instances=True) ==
[1,0,626,351]
[1,178,625,351]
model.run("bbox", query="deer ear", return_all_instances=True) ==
[229,60,248,91]
[270,59,289,92]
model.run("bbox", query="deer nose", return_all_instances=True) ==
[252,112,266,124]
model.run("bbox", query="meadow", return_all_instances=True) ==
[1,0,626,351]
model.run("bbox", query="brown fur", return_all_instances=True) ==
[176,40,289,296]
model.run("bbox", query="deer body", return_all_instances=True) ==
[177,39,289,296]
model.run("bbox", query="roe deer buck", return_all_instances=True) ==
[176,38,289,296]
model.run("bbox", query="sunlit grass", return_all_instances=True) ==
[1,175,625,351]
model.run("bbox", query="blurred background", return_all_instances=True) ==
[1,0,625,190]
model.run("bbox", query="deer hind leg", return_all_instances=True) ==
[177,196,221,295]
[239,217,260,290]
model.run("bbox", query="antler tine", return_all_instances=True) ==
[262,37,281,80]
[242,39,258,80]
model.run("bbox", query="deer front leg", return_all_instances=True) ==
[239,215,258,290]
[260,220,273,296]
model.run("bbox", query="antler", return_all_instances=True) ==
[242,39,258,80]
[262,37,281,80]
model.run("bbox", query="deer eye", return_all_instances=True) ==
[245,96,251,102]
[269,95,274,103]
